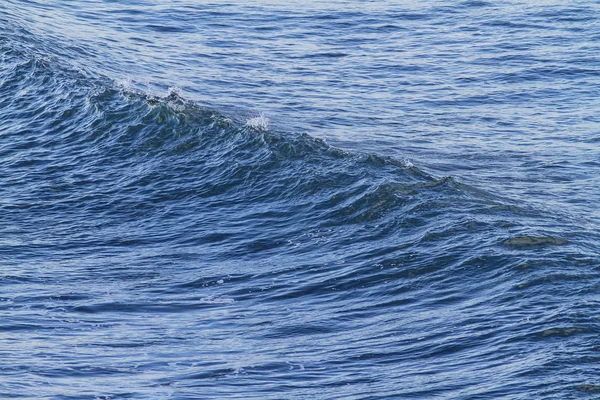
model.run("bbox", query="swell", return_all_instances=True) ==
[1,25,595,267]
[2,10,600,400]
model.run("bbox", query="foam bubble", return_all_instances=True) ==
[200,296,235,304]
[164,86,185,111]
[166,86,183,99]
[115,77,133,91]
[245,113,269,131]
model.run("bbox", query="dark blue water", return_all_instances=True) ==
[1,1,599,398]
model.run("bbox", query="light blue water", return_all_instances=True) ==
[1,1,599,399]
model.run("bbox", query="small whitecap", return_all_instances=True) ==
[245,114,269,131]
[164,86,186,111]
[115,77,133,90]
[166,86,183,98]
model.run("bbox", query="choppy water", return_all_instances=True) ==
[1,1,599,399]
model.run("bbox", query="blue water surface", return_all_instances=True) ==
[1,1,599,399]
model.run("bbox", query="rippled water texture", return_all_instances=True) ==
[1,1,599,399]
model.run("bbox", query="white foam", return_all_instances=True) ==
[245,113,269,131]
[200,296,234,304]
[115,77,133,91]
[166,86,183,98]
[164,86,186,111]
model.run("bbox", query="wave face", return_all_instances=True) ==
[1,2,600,399]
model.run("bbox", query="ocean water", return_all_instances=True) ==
[1,1,599,399]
